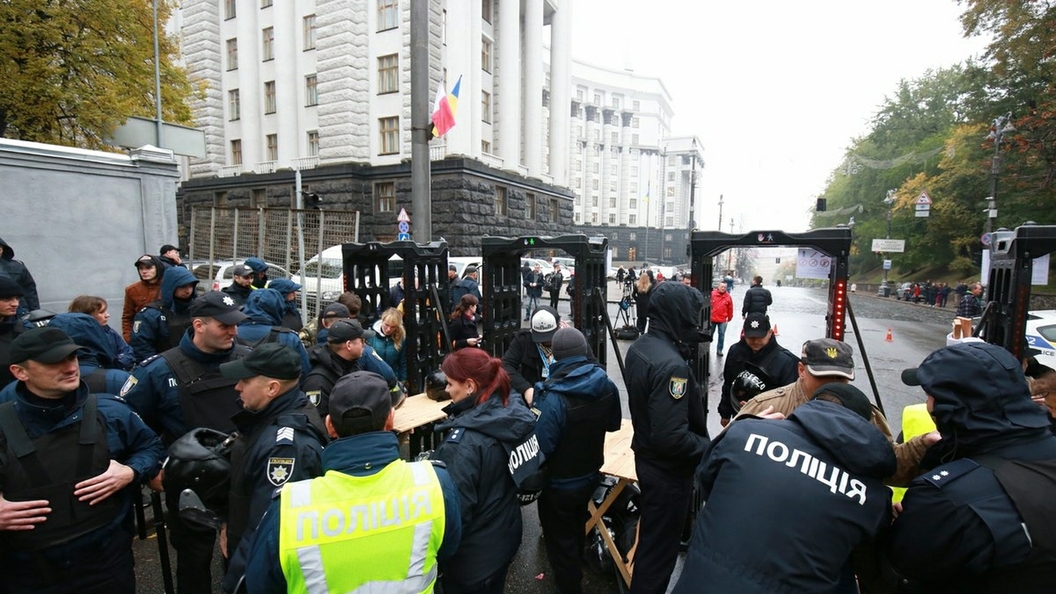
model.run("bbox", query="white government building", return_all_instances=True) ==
[176,0,701,237]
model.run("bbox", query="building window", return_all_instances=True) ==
[495,186,507,216]
[575,212,581,223]
[481,37,492,73]
[226,39,238,70]
[592,179,599,190]
[261,0,272,7]
[591,196,599,207]
[593,92,602,105]
[378,0,399,31]
[305,74,318,106]
[550,198,559,223]
[231,139,242,165]
[611,132,619,145]
[609,214,616,224]
[442,10,447,45]
[525,193,537,219]
[307,130,319,157]
[613,96,621,109]
[378,54,398,94]
[262,27,274,61]
[632,117,639,128]
[482,0,492,23]
[629,198,637,209]
[228,89,240,121]
[303,15,316,50]
[629,214,636,225]
[379,116,399,154]
[375,182,395,212]
[481,91,491,124]
[214,191,228,207]
[266,134,278,161]
[591,213,598,223]
[631,134,639,145]
[633,100,640,110]
[629,232,636,241]
[264,81,276,114]
[252,188,266,207]
[609,197,617,207]
[481,140,491,153]
[225,0,236,19]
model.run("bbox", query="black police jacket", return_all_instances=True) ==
[719,338,800,420]
[741,284,772,316]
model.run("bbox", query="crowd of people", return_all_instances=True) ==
[1,239,1055,594]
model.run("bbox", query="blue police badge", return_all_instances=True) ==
[669,377,688,399]
[267,457,295,486]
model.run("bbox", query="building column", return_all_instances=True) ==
[547,0,571,185]
[523,0,543,175]
[498,0,521,168]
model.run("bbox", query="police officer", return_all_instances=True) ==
[0,275,27,389]
[533,328,622,594]
[672,384,896,593]
[0,327,163,594]
[887,342,1056,592]
[623,281,709,594]
[121,290,249,594]
[0,237,39,313]
[218,343,326,593]
[244,257,269,289]
[243,371,462,594]
[130,265,200,362]
[719,313,799,426]
[221,263,255,307]
[302,319,397,418]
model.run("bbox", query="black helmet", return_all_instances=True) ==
[163,428,235,509]
[425,369,449,402]
[25,309,57,327]
[730,363,775,412]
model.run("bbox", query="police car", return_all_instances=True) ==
[1025,310,1056,369]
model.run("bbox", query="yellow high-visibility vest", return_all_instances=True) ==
[278,460,446,594]
[891,403,937,503]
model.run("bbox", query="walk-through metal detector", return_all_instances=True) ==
[481,235,609,366]
[342,240,450,394]
[977,224,1056,358]
[689,228,855,418]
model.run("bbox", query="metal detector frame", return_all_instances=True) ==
[481,235,609,366]
[689,227,854,419]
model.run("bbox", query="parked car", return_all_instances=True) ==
[450,256,483,279]
[896,282,918,302]
[1026,310,1056,370]
[551,256,575,277]
[520,258,553,277]
[188,259,291,295]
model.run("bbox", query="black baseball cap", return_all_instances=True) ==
[743,313,771,338]
[329,371,392,435]
[801,338,855,380]
[811,383,873,421]
[231,264,253,277]
[0,275,24,298]
[189,291,249,325]
[221,343,302,380]
[135,254,157,268]
[327,319,374,342]
[160,244,179,254]
[321,302,350,319]
[9,327,84,364]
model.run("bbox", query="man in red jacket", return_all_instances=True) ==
[710,283,734,356]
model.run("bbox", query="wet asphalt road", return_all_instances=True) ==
[130,284,957,593]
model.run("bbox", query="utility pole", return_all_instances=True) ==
[410,0,431,241]
[717,194,723,231]
[985,111,1014,238]
[882,189,895,288]
[726,217,734,273]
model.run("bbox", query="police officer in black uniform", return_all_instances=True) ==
[303,319,397,418]
[888,342,1056,592]
[0,327,163,594]
[623,282,709,594]
[218,343,326,593]
[719,313,799,426]
[0,275,27,389]
[121,290,250,594]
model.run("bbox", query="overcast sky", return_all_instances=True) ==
[569,0,989,233]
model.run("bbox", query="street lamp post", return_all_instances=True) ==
[717,194,724,231]
[726,217,734,273]
[985,111,1015,237]
[881,189,896,287]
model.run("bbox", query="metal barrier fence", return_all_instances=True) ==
[188,206,361,318]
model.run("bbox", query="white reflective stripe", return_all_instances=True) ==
[409,462,431,486]
[296,545,329,594]
[289,480,313,508]
[346,566,438,594]
[407,520,433,578]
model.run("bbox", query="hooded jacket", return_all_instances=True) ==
[237,289,310,376]
[0,236,39,310]
[123,255,163,342]
[0,313,25,390]
[369,319,407,382]
[431,394,536,587]
[266,279,303,332]
[130,266,198,361]
[673,401,896,594]
[624,282,709,475]
[887,343,1056,593]
[43,313,133,393]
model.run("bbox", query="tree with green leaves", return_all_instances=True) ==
[0,0,194,150]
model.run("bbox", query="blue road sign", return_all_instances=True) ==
[398,232,411,241]
[398,221,410,233]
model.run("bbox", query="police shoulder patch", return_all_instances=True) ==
[305,390,321,407]
[267,457,295,486]
[669,377,688,399]
[446,427,465,443]
[119,375,138,397]
[275,427,295,445]
[922,458,979,488]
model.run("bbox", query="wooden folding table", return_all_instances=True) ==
[586,419,638,587]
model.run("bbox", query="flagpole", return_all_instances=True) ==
[410,0,431,242]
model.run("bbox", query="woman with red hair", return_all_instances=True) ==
[431,347,536,594]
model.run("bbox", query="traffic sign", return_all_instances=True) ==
[397,208,410,223]
[915,191,932,205]
[981,232,992,246]
[397,232,411,241]
[871,238,905,253]
[398,221,409,233]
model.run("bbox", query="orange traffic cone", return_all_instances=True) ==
[772,323,780,336]
[885,327,893,342]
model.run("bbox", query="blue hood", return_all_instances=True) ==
[242,288,286,325]
[46,313,116,367]
[535,356,613,405]
[160,266,198,309]
[788,400,896,478]
[268,278,302,294]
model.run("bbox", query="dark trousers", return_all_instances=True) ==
[629,459,694,594]
[539,483,597,594]
[166,491,217,594]
[440,562,511,594]
[7,528,136,594]
[549,289,561,309]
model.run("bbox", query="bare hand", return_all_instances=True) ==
[756,406,786,421]
[74,460,135,505]
[220,522,229,558]
[891,501,903,521]
[148,469,165,492]
[921,430,942,446]
[524,387,535,406]
[720,417,730,428]
[0,494,51,531]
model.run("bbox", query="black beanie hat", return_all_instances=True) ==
[551,327,590,360]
